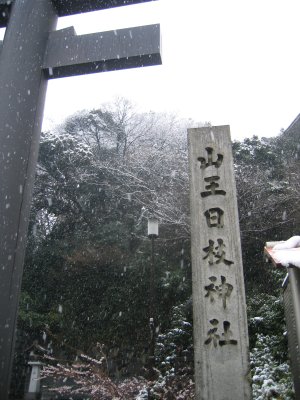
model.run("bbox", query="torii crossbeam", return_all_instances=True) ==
[0,1,161,398]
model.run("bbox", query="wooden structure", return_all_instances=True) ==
[264,243,300,398]
[0,1,161,398]
[188,126,251,400]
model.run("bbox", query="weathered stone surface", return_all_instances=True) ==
[0,1,57,398]
[52,0,158,16]
[0,0,158,27]
[188,126,251,400]
[43,24,161,79]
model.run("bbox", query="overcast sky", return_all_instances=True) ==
[1,0,300,140]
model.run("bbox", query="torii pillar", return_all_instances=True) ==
[0,1,161,398]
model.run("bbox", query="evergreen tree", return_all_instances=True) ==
[12,102,300,399]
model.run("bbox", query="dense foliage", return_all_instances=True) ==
[10,100,300,399]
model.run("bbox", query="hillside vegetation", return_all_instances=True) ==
[11,101,299,399]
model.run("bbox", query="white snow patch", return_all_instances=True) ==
[252,317,264,322]
[273,236,300,250]
[273,249,300,267]
[272,236,300,267]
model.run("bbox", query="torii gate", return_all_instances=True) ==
[0,1,161,397]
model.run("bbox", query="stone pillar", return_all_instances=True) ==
[0,1,57,397]
[188,126,251,400]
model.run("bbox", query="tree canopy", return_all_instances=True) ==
[11,100,299,399]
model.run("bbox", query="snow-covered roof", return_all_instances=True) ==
[264,236,300,268]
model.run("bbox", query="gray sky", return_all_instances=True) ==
[1,0,300,140]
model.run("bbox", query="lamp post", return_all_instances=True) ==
[147,218,159,374]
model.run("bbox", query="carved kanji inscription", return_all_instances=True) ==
[204,275,233,309]
[204,207,224,228]
[205,319,238,347]
[201,176,226,198]
[203,239,234,266]
[198,147,223,169]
